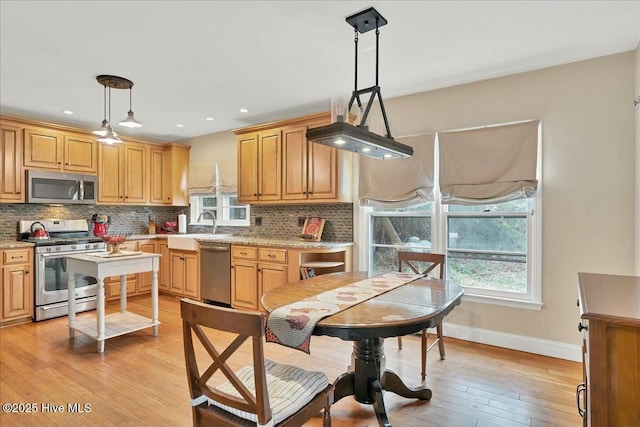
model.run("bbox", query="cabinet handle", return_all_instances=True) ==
[253,193,258,196]
[25,270,29,275]
[308,191,313,194]
[268,254,275,258]
[65,163,69,165]
[577,323,588,332]
[240,252,247,256]
[576,383,586,417]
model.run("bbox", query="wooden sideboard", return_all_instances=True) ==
[577,272,640,427]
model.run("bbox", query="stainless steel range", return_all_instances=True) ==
[19,219,107,321]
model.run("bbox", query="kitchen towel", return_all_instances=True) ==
[265,271,423,353]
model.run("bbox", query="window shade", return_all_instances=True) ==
[359,133,435,207]
[438,120,539,205]
[217,158,237,193]
[188,161,216,195]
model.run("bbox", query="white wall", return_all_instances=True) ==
[381,52,636,348]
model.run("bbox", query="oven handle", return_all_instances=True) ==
[38,251,104,258]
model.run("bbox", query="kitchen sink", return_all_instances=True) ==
[167,233,233,251]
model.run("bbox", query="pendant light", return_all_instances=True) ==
[118,84,142,128]
[306,7,413,159]
[92,84,119,140]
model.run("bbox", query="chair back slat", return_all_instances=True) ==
[398,251,446,279]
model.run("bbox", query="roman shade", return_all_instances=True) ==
[438,120,540,204]
[188,161,216,195]
[358,133,435,207]
[188,158,237,195]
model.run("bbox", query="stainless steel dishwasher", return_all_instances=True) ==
[200,243,231,306]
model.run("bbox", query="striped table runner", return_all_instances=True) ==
[265,271,423,353]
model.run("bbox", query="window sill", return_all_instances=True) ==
[461,293,543,311]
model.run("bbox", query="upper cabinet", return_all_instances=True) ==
[235,112,352,205]
[0,120,24,203]
[24,127,97,174]
[0,115,190,206]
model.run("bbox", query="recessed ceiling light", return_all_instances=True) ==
[176,123,184,128]
[239,108,248,113]
[62,110,74,115]
[205,117,214,121]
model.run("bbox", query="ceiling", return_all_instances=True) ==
[1,1,638,143]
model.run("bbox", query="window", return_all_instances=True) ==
[368,202,434,276]
[190,193,249,227]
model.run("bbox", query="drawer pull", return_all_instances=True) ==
[268,254,275,258]
[576,383,586,417]
[240,252,247,256]
[578,323,588,332]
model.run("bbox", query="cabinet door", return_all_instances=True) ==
[258,130,282,201]
[123,144,148,204]
[98,143,124,203]
[170,252,185,294]
[158,241,170,292]
[149,148,171,204]
[183,253,199,298]
[232,260,258,310]
[138,241,157,293]
[307,141,337,200]
[237,133,259,202]
[259,263,287,309]
[282,126,308,200]
[63,133,97,173]
[1,264,32,321]
[0,123,24,202]
[23,127,62,170]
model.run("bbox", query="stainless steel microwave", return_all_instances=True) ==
[27,170,98,204]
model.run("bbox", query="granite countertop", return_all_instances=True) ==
[1,235,353,250]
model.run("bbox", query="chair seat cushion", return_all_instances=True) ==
[208,359,329,424]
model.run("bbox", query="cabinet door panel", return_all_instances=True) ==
[232,261,258,310]
[98,144,123,203]
[183,254,199,298]
[24,128,62,169]
[170,253,185,294]
[0,124,23,202]
[2,265,32,320]
[238,134,258,202]
[258,130,281,201]
[259,263,286,302]
[282,126,307,200]
[124,144,148,204]
[308,141,337,199]
[138,241,157,293]
[159,242,170,291]
[64,134,97,173]
[150,148,171,204]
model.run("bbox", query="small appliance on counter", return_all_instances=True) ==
[91,213,111,237]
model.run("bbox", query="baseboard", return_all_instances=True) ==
[443,323,582,362]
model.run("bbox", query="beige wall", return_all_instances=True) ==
[179,130,237,163]
[636,43,640,275]
[383,51,636,345]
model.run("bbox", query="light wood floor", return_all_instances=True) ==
[0,295,583,427]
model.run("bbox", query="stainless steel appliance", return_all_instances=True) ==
[27,170,98,204]
[200,243,231,306]
[19,219,106,321]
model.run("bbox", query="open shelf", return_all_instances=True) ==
[298,248,351,280]
[300,261,344,268]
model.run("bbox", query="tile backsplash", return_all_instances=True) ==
[0,203,353,242]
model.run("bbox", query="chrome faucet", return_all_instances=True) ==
[196,210,217,234]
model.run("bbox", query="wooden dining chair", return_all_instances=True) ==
[397,251,447,381]
[181,298,333,427]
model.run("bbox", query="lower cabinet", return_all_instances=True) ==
[158,241,170,292]
[0,248,33,325]
[169,249,199,298]
[231,245,287,311]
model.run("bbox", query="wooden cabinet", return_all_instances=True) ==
[98,143,149,204]
[169,249,199,298]
[138,240,158,293]
[0,248,33,325]
[231,245,288,311]
[149,144,190,206]
[158,240,170,292]
[0,121,24,203]
[237,130,282,203]
[235,112,352,205]
[23,127,97,174]
[577,273,640,427]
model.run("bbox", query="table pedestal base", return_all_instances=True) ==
[333,337,431,427]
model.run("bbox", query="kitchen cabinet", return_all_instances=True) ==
[0,121,24,203]
[577,273,640,427]
[235,112,352,205]
[169,249,199,298]
[98,142,149,204]
[138,240,158,293]
[23,127,97,174]
[231,245,288,311]
[237,129,282,203]
[0,248,33,325]
[149,144,190,206]
[158,240,170,292]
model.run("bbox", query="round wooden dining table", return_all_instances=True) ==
[261,271,464,427]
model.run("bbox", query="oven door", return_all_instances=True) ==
[35,251,101,306]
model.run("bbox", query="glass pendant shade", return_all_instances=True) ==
[96,125,122,144]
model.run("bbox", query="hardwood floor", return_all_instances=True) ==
[0,295,583,427]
